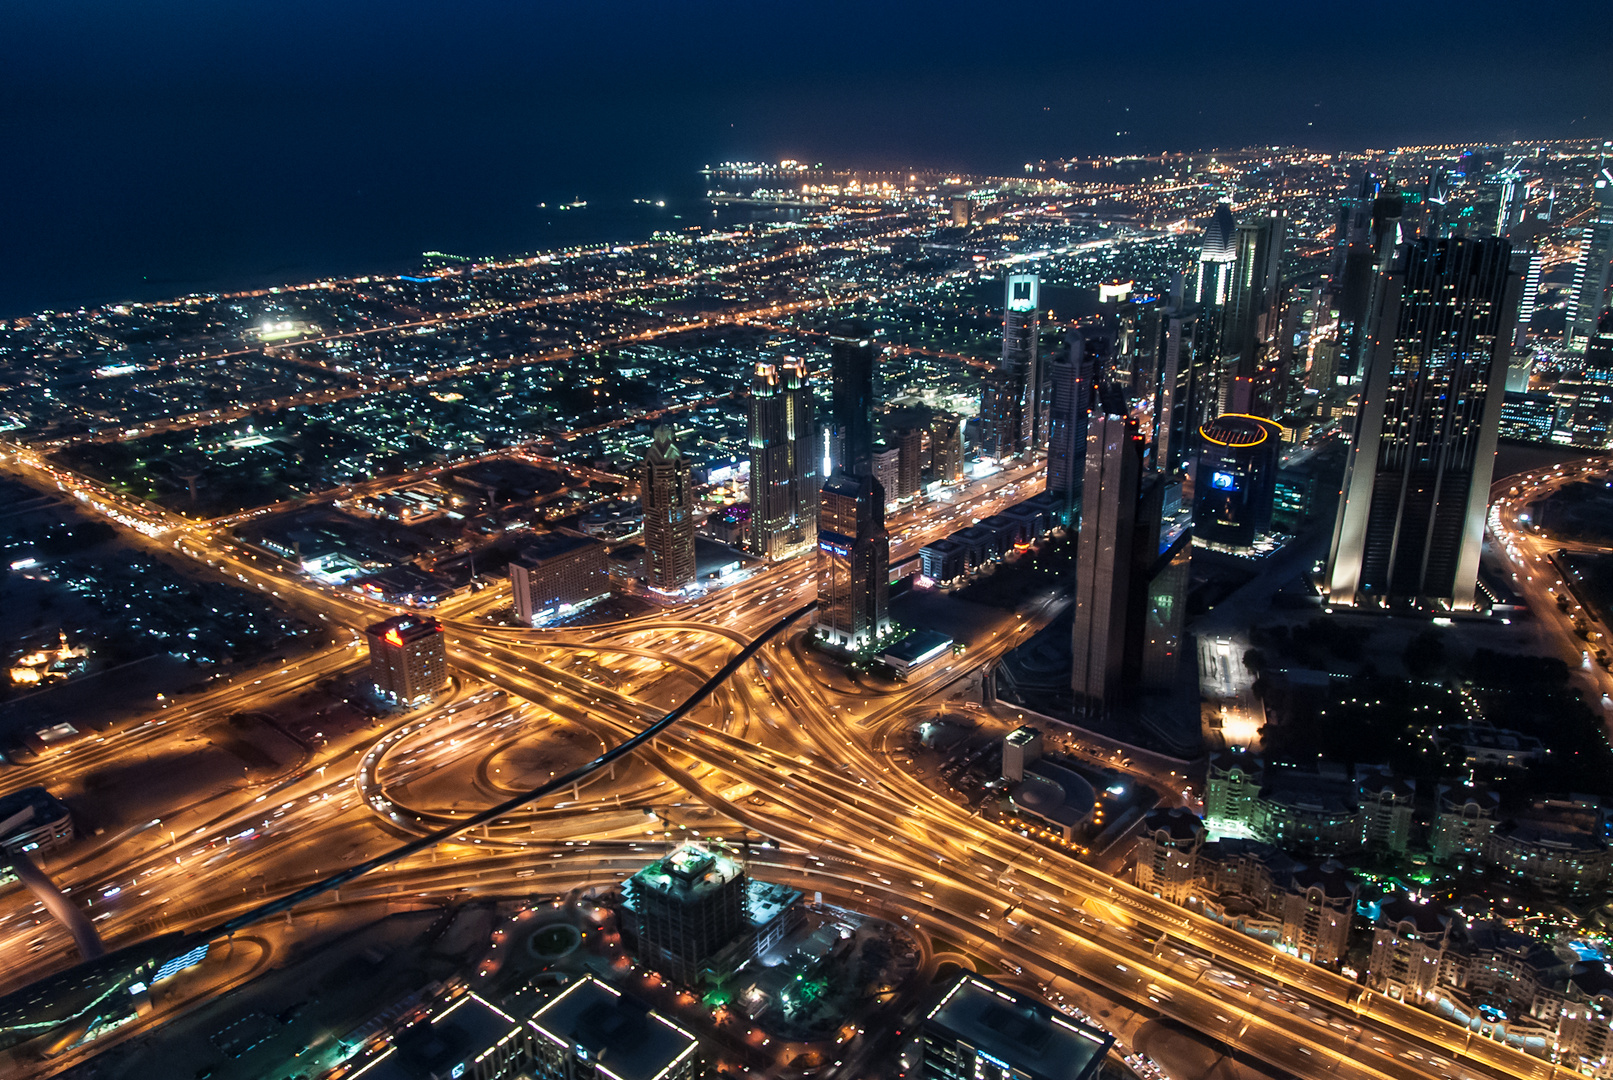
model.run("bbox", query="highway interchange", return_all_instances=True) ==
[0,434,1596,1080]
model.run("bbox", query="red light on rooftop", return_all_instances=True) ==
[384,628,403,647]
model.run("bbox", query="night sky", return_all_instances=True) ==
[3,0,1610,315]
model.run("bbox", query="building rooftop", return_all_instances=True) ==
[1142,807,1203,843]
[627,843,744,906]
[926,976,1112,1080]
[531,977,698,1080]
[365,614,444,644]
[515,530,601,566]
[360,993,525,1080]
[881,629,954,666]
[1009,759,1096,829]
[0,787,70,833]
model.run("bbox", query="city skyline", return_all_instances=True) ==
[4,108,1613,1080]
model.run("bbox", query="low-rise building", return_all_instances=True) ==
[1431,785,1500,867]
[0,787,73,856]
[530,976,701,1080]
[366,614,450,705]
[922,975,1112,1080]
[1133,808,1204,905]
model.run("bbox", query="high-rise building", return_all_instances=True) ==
[1193,414,1282,550]
[1223,212,1286,387]
[1154,309,1214,478]
[1071,413,1143,714]
[1045,333,1095,511]
[620,843,747,984]
[930,414,963,482]
[1586,308,1613,380]
[922,976,1112,1080]
[895,426,924,501]
[510,532,611,625]
[747,358,817,559]
[366,615,449,704]
[530,978,700,1080]
[1326,236,1523,610]
[871,443,901,509]
[815,474,889,650]
[1567,167,1613,351]
[981,274,1039,460]
[827,327,878,477]
[1196,202,1239,309]
[640,425,698,592]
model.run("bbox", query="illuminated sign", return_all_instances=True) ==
[1006,273,1039,312]
[818,539,850,558]
[384,628,404,646]
[1211,471,1238,491]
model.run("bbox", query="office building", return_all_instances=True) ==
[1586,308,1613,379]
[815,473,890,650]
[981,273,1039,460]
[530,977,701,1080]
[366,615,449,704]
[1193,414,1281,550]
[352,993,534,1080]
[1223,212,1285,376]
[746,358,817,559]
[1154,308,1214,478]
[922,975,1112,1080]
[640,425,697,592]
[1139,532,1192,690]
[872,443,901,509]
[894,426,924,500]
[1002,725,1044,782]
[1070,413,1143,714]
[1325,237,1523,610]
[510,532,610,626]
[1196,201,1239,309]
[930,414,963,482]
[620,843,748,985]
[1045,333,1094,510]
[1500,391,1555,443]
[1568,167,1613,351]
[828,326,878,477]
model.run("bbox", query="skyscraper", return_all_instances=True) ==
[366,615,449,704]
[747,358,817,559]
[827,326,877,477]
[981,273,1039,460]
[1045,332,1095,510]
[815,474,889,650]
[640,424,697,592]
[818,324,890,648]
[1326,236,1524,610]
[1154,308,1213,478]
[1567,167,1613,352]
[1195,202,1239,310]
[930,414,963,483]
[895,426,924,500]
[1071,412,1143,714]
[1223,211,1285,382]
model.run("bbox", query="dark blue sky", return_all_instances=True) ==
[3,1,1610,315]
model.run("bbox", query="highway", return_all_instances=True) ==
[0,440,1583,1080]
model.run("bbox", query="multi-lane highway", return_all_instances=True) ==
[0,435,1582,1080]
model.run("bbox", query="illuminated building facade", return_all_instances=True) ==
[1567,167,1613,351]
[981,273,1039,460]
[640,425,697,592]
[747,358,818,559]
[815,473,890,649]
[1193,414,1282,550]
[1326,237,1522,610]
[621,843,747,984]
[365,614,449,704]
[510,532,610,626]
[1196,202,1238,310]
